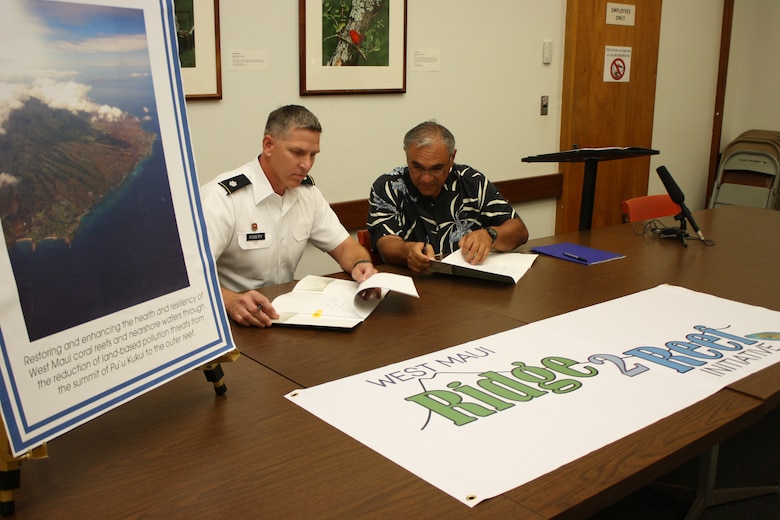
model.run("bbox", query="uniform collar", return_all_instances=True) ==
[253,154,300,206]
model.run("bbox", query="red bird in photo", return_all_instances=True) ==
[349,29,362,46]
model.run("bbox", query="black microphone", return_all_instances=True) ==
[656,165,705,241]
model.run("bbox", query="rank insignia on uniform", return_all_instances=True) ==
[218,174,251,194]
[301,175,315,186]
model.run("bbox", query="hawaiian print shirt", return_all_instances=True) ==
[367,164,518,257]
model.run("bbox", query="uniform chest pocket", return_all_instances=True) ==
[292,225,311,242]
[238,231,271,250]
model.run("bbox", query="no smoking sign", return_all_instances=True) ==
[610,58,626,80]
[604,45,631,82]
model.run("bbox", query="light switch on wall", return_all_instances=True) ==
[542,40,553,64]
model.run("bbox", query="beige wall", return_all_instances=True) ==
[185,1,772,277]
[722,0,780,146]
[649,0,723,209]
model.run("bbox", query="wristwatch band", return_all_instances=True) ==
[486,227,498,244]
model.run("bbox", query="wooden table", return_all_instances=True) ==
[15,355,537,518]
[15,205,779,518]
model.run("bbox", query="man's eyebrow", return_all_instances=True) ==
[411,161,445,168]
[289,146,318,154]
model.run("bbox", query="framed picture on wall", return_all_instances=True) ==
[299,0,407,95]
[176,0,222,100]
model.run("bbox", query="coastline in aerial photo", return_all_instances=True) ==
[0,1,189,341]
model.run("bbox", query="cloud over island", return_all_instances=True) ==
[0,78,127,135]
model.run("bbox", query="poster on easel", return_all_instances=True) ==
[0,0,233,457]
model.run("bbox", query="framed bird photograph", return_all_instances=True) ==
[176,0,222,99]
[299,0,407,95]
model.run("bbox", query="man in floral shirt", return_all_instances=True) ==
[367,121,529,272]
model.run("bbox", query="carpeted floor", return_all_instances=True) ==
[589,406,780,519]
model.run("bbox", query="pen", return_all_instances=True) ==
[422,236,430,256]
[563,252,588,263]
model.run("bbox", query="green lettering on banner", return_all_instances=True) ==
[510,361,581,393]
[405,390,495,426]
[405,357,596,427]
[542,356,599,377]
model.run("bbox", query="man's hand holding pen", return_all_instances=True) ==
[222,287,279,328]
[407,238,433,273]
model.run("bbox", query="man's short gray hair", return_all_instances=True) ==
[403,121,456,155]
[264,105,322,139]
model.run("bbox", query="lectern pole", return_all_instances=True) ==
[578,158,599,231]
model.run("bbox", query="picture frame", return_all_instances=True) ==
[0,0,234,456]
[177,0,222,100]
[299,0,407,95]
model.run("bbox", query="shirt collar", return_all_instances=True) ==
[253,154,300,206]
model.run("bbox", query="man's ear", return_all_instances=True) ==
[262,134,274,155]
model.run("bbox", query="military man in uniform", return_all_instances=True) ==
[201,105,377,328]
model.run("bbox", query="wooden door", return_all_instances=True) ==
[557,0,663,233]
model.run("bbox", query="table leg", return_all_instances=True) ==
[652,444,780,520]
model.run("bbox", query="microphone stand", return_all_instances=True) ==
[658,210,689,247]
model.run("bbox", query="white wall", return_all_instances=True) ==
[721,0,780,146]
[185,1,768,277]
[186,1,565,222]
[649,0,723,210]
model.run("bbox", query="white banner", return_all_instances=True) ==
[0,0,233,455]
[288,285,780,507]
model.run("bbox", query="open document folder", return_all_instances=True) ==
[271,273,419,329]
[429,251,538,284]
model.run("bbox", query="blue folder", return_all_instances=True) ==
[530,242,625,265]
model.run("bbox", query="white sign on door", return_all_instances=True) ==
[606,3,636,26]
[604,46,632,83]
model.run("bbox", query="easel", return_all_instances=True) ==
[198,348,241,395]
[0,435,47,516]
[0,349,239,515]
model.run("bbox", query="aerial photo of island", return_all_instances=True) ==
[0,1,189,341]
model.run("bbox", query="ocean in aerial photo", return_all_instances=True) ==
[0,2,190,341]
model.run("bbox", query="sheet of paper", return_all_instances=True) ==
[271,273,418,328]
[436,251,538,283]
[358,272,419,299]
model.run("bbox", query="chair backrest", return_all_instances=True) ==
[621,194,681,223]
[357,229,383,265]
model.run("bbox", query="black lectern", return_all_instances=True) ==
[522,147,659,230]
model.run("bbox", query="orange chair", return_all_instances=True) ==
[621,194,681,223]
[357,229,383,265]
